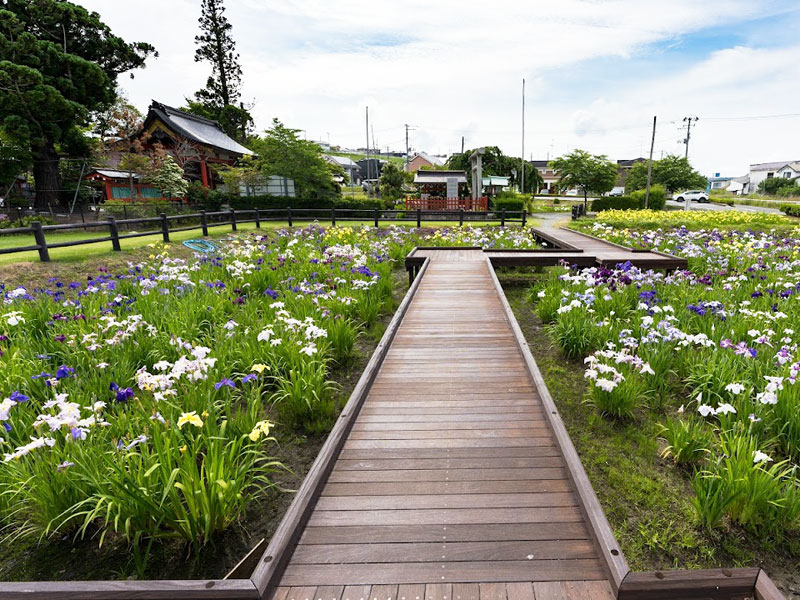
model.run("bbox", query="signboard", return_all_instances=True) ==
[446,177,458,199]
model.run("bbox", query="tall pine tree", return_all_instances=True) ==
[191,0,252,142]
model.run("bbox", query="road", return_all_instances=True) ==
[665,200,782,214]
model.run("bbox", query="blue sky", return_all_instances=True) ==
[81,0,800,176]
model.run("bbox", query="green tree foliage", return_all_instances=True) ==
[190,0,252,142]
[446,146,543,194]
[549,149,617,208]
[221,119,339,201]
[625,155,707,193]
[0,128,28,189]
[379,162,411,204]
[758,176,799,196]
[0,0,154,209]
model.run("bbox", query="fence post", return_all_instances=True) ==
[416,208,421,228]
[287,207,292,228]
[254,209,261,229]
[459,208,464,227]
[123,204,128,220]
[31,221,50,262]
[522,209,527,227]
[80,206,86,227]
[16,208,23,227]
[200,210,209,236]
[108,217,121,252]
[501,208,506,228]
[374,208,379,228]
[230,209,237,231]
[331,207,336,227]
[160,212,170,242]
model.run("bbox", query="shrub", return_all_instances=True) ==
[493,193,525,213]
[629,184,667,210]
[780,203,800,217]
[591,195,642,212]
[226,193,384,212]
[659,417,710,465]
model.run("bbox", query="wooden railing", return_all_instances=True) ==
[405,196,488,211]
[0,208,528,262]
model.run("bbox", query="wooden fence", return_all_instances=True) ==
[0,207,528,262]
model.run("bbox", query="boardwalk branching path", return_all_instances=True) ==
[269,249,615,600]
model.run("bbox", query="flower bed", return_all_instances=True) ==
[0,223,539,578]
[532,222,800,541]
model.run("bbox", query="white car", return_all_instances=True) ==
[675,189,708,203]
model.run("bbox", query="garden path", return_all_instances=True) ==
[268,249,618,600]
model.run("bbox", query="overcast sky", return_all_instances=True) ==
[81,0,800,176]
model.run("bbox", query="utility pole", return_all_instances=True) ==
[461,136,465,155]
[682,116,698,159]
[521,78,525,194]
[365,106,371,182]
[405,124,416,169]
[644,116,657,209]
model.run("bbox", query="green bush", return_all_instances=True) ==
[0,214,55,228]
[225,193,383,213]
[591,195,642,211]
[780,203,800,217]
[630,184,667,210]
[493,193,525,213]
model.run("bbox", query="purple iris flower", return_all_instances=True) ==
[214,378,236,390]
[242,374,257,383]
[9,391,28,403]
[55,365,74,379]
[115,387,134,402]
[54,334,66,342]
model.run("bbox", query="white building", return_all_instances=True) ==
[748,161,800,194]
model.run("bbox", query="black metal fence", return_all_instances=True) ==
[0,207,528,262]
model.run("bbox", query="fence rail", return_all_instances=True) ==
[405,196,489,211]
[0,207,528,262]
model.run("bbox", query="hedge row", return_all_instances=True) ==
[780,204,800,217]
[224,193,385,212]
[592,185,666,212]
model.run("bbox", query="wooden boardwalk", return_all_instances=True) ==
[267,249,616,600]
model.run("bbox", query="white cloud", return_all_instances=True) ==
[80,0,799,174]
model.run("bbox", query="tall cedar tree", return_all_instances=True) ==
[0,0,154,209]
[194,0,241,109]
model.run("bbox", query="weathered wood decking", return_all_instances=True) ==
[266,249,618,600]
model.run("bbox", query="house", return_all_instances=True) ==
[616,158,646,186]
[748,161,800,194]
[708,174,733,191]
[85,168,171,202]
[324,154,361,185]
[481,175,511,196]
[413,170,468,198]
[531,160,559,193]
[406,153,444,173]
[140,101,253,190]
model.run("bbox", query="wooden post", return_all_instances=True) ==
[230,209,237,231]
[31,221,50,262]
[374,208,379,228]
[522,209,527,227]
[200,210,209,236]
[160,212,170,242]
[459,208,464,227]
[123,204,128,220]
[331,207,336,227]
[16,208,23,227]
[79,206,85,227]
[255,208,261,229]
[287,207,293,228]
[108,217,121,252]
[416,208,421,228]
[501,208,506,228]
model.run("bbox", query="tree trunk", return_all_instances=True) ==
[31,141,61,211]
[584,190,588,211]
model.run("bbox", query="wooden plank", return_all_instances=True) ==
[291,540,596,563]
[531,583,563,600]
[280,560,606,586]
[307,506,584,526]
[315,587,344,600]
[370,585,398,600]
[333,457,564,470]
[451,584,479,600]
[342,587,372,600]
[755,570,786,600]
[327,468,565,483]
[270,588,291,600]
[300,522,591,544]
[0,580,260,600]
[288,588,318,600]
[478,584,506,600]
[347,428,551,440]
[503,583,535,600]
[398,585,426,600]
[617,568,760,599]
[425,584,452,600]
[314,492,577,510]
[343,438,554,449]
[322,479,573,497]
[338,447,563,460]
